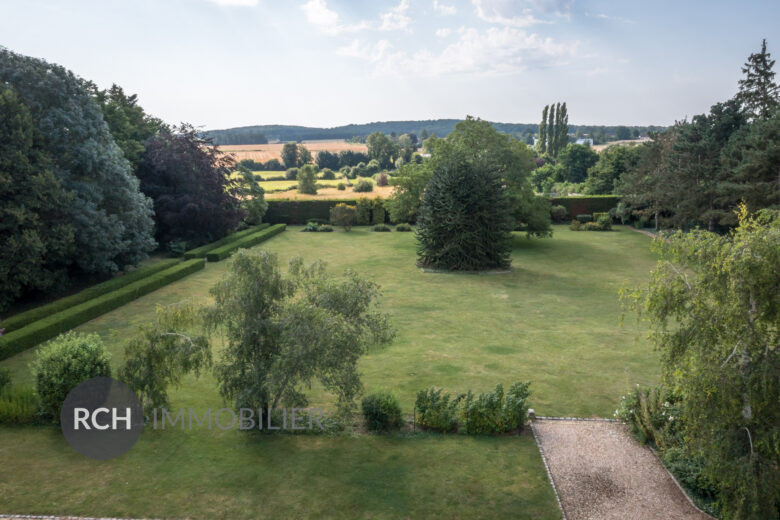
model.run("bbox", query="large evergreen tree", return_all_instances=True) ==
[0,86,75,310]
[0,48,156,275]
[737,39,779,120]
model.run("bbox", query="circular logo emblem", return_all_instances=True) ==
[60,377,144,460]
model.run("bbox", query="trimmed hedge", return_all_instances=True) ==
[183,224,269,259]
[549,196,620,219]
[0,259,205,361]
[205,224,287,262]
[1,258,180,333]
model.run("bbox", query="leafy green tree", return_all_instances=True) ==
[622,206,780,519]
[297,145,312,165]
[584,145,640,195]
[330,203,357,230]
[206,250,394,415]
[0,48,156,275]
[555,102,569,155]
[530,163,561,193]
[120,302,211,411]
[616,126,631,140]
[0,86,74,311]
[737,39,779,120]
[297,164,318,195]
[235,166,268,225]
[546,104,556,154]
[367,132,398,169]
[281,142,298,169]
[90,84,164,171]
[558,143,598,183]
[538,105,549,154]
[138,124,243,246]
[384,162,433,223]
[316,150,340,170]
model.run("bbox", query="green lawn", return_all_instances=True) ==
[0,225,659,518]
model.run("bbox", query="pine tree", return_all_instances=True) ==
[737,39,780,119]
[538,105,549,154]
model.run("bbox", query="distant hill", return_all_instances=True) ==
[201,119,666,146]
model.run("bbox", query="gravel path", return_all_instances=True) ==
[533,420,711,520]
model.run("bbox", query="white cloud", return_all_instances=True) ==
[587,67,607,76]
[586,12,636,24]
[379,0,412,31]
[340,26,578,77]
[301,0,369,35]
[471,0,574,26]
[433,0,457,16]
[205,0,259,6]
[435,27,452,37]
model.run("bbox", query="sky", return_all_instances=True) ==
[1,0,778,130]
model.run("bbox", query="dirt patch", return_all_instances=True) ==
[533,420,710,520]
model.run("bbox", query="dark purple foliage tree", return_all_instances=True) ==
[138,124,244,246]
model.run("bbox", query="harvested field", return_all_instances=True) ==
[218,139,368,163]
[532,420,710,520]
[265,185,395,200]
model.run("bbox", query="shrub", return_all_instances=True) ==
[297,165,318,195]
[395,223,412,231]
[583,221,600,231]
[353,179,374,193]
[576,214,593,223]
[371,204,386,225]
[355,198,373,225]
[0,386,39,425]
[361,392,403,432]
[596,215,612,231]
[33,332,111,422]
[415,387,463,432]
[373,224,391,232]
[0,367,10,393]
[592,212,609,222]
[1,258,181,333]
[319,225,333,232]
[205,224,286,261]
[337,182,346,191]
[0,259,206,361]
[167,240,188,257]
[376,172,388,186]
[285,167,298,180]
[301,222,333,232]
[183,224,269,259]
[569,220,582,231]
[320,168,335,180]
[330,203,357,231]
[462,382,531,435]
[550,205,568,223]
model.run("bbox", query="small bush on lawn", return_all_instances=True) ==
[0,367,10,393]
[576,214,593,223]
[550,205,568,223]
[361,392,403,432]
[592,212,609,221]
[320,168,335,180]
[353,179,374,193]
[373,224,391,232]
[569,220,582,231]
[0,386,39,425]
[330,203,357,231]
[415,387,464,433]
[376,172,388,186]
[462,382,531,434]
[337,182,346,191]
[596,215,612,230]
[395,223,412,231]
[33,332,111,423]
[583,221,600,231]
[285,167,298,180]
[301,222,333,232]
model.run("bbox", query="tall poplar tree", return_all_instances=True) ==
[538,105,549,154]
[546,104,556,155]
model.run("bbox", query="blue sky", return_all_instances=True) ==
[1,0,778,129]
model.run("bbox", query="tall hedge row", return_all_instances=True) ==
[549,196,620,218]
[205,224,287,262]
[264,197,621,225]
[0,259,205,361]
[183,224,269,259]
[1,258,181,333]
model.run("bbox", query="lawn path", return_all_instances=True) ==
[532,420,711,520]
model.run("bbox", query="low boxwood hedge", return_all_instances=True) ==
[183,224,269,259]
[0,259,205,361]
[206,224,286,262]
[1,258,181,333]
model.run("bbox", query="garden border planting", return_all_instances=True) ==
[183,224,269,259]
[205,224,287,262]
[0,259,205,361]
[1,259,181,333]
[548,196,620,218]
